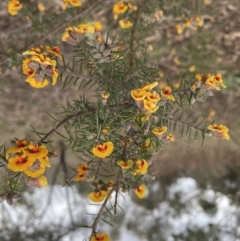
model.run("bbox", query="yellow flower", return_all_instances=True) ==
[135,184,146,199]
[207,124,230,140]
[160,86,175,101]
[92,142,114,158]
[141,82,158,91]
[62,0,82,10]
[195,74,202,82]
[134,159,148,175]
[184,19,191,27]
[188,65,196,72]
[23,143,48,159]
[203,75,220,91]
[117,160,134,169]
[76,163,88,172]
[39,156,51,167]
[75,163,88,182]
[195,16,203,27]
[102,126,110,134]
[175,24,183,34]
[8,0,22,16]
[25,72,49,88]
[31,55,56,68]
[45,46,62,60]
[166,133,175,141]
[131,89,147,101]
[90,233,110,241]
[22,47,43,56]
[77,23,93,34]
[128,3,138,10]
[7,138,28,153]
[102,92,110,100]
[214,73,226,88]
[152,126,167,136]
[37,3,45,12]
[94,22,102,32]
[143,138,153,150]
[119,19,133,29]
[89,190,108,202]
[8,153,35,172]
[26,175,48,188]
[23,160,46,178]
[146,91,161,102]
[143,99,159,114]
[113,1,128,19]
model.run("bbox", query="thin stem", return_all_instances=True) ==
[90,187,116,237]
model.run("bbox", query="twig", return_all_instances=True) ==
[90,187,115,237]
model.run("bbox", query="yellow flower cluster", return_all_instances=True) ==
[8,0,22,16]
[131,82,175,115]
[22,46,61,88]
[175,16,203,34]
[207,124,230,140]
[62,22,102,45]
[62,0,82,10]
[7,138,55,187]
[190,73,226,104]
[112,1,137,29]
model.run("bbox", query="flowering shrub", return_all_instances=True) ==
[0,1,231,240]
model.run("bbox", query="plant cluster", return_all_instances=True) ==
[0,1,230,241]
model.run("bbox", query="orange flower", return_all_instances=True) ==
[8,153,35,172]
[160,86,175,101]
[135,184,146,199]
[89,190,108,202]
[90,233,110,241]
[94,22,102,32]
[25,71,49,89]
[92,142,114,158]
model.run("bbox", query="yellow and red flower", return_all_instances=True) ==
[8,153,35,172]
[92,142,114,158]
[152,126,167,136]
[160,86,175,101]
[23,160,46,178]
[90,233,110,241]
[117,160,134,169]
[7,138,29,153]
[146,91,161,102]
[45,46,62,60]
[207,124,230,140]
[89,190,108,202]
[133,159,148,175]
[113,1,128,19]
[23,143,48,159]
[8,0,22,16]
[75,163,88,181]
[135,184,146,199]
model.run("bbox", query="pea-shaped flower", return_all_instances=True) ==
[92,142,114,158]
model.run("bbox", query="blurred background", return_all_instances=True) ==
[0,0,240,240]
